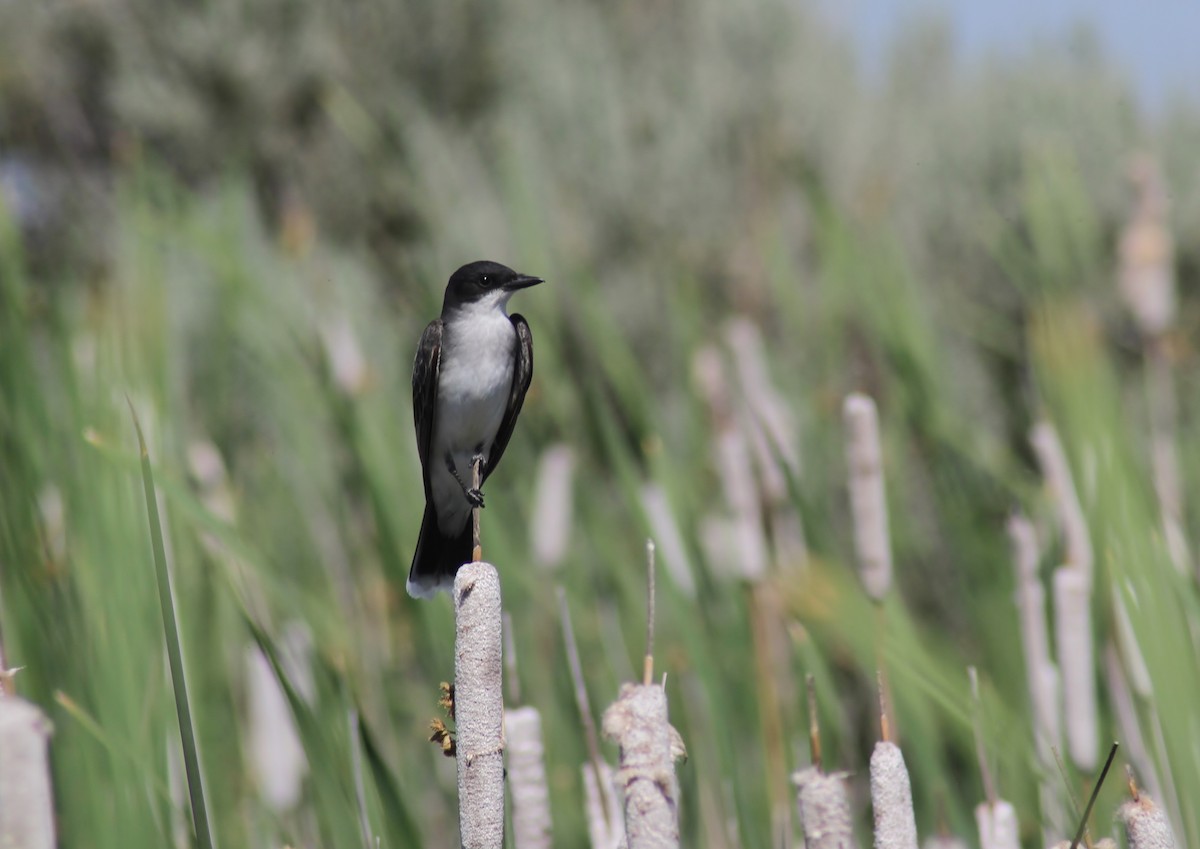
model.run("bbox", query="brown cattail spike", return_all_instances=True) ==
[877,669,892,743]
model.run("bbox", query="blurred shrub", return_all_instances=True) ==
[2,0,1196,308]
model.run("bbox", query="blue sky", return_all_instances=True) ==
[820,0,1200,108]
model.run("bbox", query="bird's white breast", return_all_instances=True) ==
[431,303,516,529]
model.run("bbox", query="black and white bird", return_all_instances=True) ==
[407,260,542,598]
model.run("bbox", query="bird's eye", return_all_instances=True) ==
[480,276,490,287]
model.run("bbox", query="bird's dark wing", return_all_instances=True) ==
[484,314,534,483]
[412,319,443,500]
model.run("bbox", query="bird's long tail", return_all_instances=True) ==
[407,504,473,598]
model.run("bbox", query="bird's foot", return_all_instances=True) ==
[466,488,485,509]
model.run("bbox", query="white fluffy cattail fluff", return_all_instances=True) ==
[844,394,892,601]
[505,706,553,849]
[794,768,861,849]
[1120,793,1177,849]
[870,741,919,849]
[0,696,56,849]
[974,800,1019,849]
[454,563,506,849]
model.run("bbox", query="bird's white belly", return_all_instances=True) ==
[431,314,515,530]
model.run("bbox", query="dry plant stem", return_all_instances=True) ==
[558,588,612,835]
[807,674,822,770]
[1053,569,1098,771]
[877,669,890,743]
[472,458,483,562]
[874,614,895,744]
[602,683,680,849]
[638,484,697,597]
[1120,792,1177,849]
[454,563,505,849]
[870,741,919,849]
[644,539,656,686]
[1067,742,1119,849]
[793,768,860,849]
[843,394,893,600]
[506,706,553,849]
[0,696,55,849]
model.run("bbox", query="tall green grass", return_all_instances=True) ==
[0,3,1198,847]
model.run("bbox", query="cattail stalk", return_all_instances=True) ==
[844,394,892,601]
[1029,422,1093,582]
[584,760,625,849]
[870,741,919,849]
[693,346,769,580]
[1118,154,1176,339]
[870,676,917,849]
[724,318,808,570]
[602,683,680,849]
[921,838,967,849]
[1007,515,1061,757]
[454,563,505,849]
[1006,514,1066,838]
[1052,568,1097,771]
[530,444,575,570]
[506,706,552,849]
[794,768,860,849]
[973,801,1019,849]
[1120,791,1176,849]
[0,696,55,849]
[502,613,552,849]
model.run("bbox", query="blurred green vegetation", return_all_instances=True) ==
[1,0,1199,847]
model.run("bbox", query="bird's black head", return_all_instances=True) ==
[442,260,543,313]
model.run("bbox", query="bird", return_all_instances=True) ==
[407,260,542,598]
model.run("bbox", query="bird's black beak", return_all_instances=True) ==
[503,274,544,291]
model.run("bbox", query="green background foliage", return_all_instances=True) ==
[1,0,1198,846]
